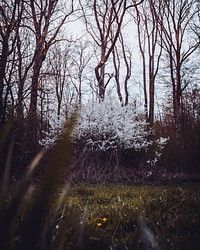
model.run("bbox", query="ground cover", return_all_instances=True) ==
[59,183,200,249]
[1,176,200,250]
[1,119,199,249]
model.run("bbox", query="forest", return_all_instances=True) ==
[0,0,200,249]
[0,0,200,179]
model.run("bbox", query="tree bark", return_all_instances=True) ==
[0,40,9,126]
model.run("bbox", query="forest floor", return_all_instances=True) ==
[60,182,200,250]
[2,177,200,249]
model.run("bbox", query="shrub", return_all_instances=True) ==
[73,101,151,151]
[71,100,167,179]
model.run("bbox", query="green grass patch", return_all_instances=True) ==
[1,181,200,249]
[58,183,200,250]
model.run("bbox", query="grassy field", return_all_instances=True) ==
[1,178,200,249]
[53,182,200,250]
[1,122,199,249]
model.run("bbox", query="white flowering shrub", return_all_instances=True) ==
[40,99,168,177]
[73,100,152,152]
[39,114,66,148]
[146,137,168,166]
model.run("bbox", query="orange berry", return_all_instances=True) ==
[102,217,107,222]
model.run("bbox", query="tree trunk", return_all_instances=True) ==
[28,49,44,148]
[0,40,9,127]
[95,62,106,101]
[149,74,155,127]
[174,65,182,135]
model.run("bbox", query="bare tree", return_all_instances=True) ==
[24,0,75,147]
[111,31,132,105]
[0,0,23,127]
[47,44,71,119]
[154,0,200,134]
[69,40,94,105]
[120,33,132,106]
[80,0,144,100]
[133,0,163,127]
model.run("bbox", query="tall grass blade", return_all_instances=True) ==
[42,183,70,250]
[15,113,77,250]
[0,139,14,210]
[78,206,88,250]
[0,150,44,250]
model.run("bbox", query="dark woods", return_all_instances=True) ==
[0,0,200,180]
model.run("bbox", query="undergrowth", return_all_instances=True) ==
[64,184,200,249]
[0,117,199,250]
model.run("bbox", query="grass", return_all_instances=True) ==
[61,183,200,250]
[0,117,199,249]
[1,177,200,249]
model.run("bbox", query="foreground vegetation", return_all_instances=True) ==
[0,117,199,250]
[1,178,199,250]
[64,183,200,250]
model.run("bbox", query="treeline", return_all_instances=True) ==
[0,0,200,179]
